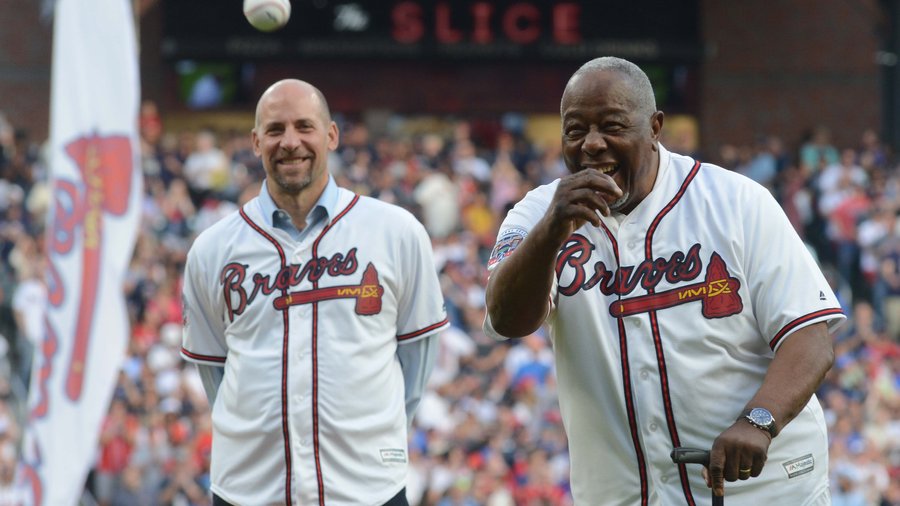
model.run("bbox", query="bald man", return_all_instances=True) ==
[181,80,449,505]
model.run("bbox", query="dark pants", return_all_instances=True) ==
[213,488,408,506]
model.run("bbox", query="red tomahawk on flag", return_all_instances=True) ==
[609,253,743,318]
[274,263,384,315]
[62,135,133,400]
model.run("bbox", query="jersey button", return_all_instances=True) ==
[633,319,642,328]
[649,423,658,432]
[640,370,649,380]
[661,475,669,483]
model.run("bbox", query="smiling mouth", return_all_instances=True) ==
[278,156,311,165]
[584,164,618,175]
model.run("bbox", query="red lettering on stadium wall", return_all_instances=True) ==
[391,1,581,45]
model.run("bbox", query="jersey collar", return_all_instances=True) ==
[656,142,672,184]
[258,175,339,240]
[608,143,672,221]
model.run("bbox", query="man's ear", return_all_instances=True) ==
[328,121,340,151]
[251,129,261,156]
[650,111,665,141]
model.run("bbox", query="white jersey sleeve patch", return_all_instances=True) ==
[487,227,528,269]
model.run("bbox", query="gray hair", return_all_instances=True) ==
[562,57,657,116]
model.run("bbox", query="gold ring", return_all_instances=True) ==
[739,468,752,474]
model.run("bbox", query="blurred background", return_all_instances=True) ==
[1,0,899,504]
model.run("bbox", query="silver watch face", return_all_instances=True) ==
[748,407,774,426]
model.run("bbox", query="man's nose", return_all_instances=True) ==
[281,127,302,149]
[582,130,606,154]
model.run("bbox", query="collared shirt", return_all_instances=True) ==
[195,176,439,427]
[184,178,448,503]
[258,175,339,242]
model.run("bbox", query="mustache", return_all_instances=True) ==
[276,151,311,161]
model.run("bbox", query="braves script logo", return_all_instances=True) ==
[556,235,742,318]
[220,248,384,318]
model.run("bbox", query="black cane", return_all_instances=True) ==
[670,447,724,506]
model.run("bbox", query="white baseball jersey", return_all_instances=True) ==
[182,185,449,506]
[485,145,845,506]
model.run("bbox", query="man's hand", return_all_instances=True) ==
[485,168,622,338]
[545,168,623,242]
[706,421,772,496]
[701,322,834,496]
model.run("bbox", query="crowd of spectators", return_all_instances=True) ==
[0,102,899,505]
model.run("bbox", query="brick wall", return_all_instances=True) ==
[700,0,881,157]
[0,2,52,142]
[0,1,163,144]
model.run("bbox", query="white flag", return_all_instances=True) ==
[17,0,141,504]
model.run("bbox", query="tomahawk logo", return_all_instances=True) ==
[273,262,384,315]
[43,135,133,402]
[609,252,743,319]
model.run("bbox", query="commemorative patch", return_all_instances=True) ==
[782,454,814,478]
[488,228,528,268]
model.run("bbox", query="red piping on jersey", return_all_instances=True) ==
[768,308,844,350]
[397,318,450,341]
[643,159,702,506]
[239,206,293,506]
[309,194,359,505]
[599,222,649,505]
[180,348,225,364]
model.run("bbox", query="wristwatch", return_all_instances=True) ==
[741,407,778,437]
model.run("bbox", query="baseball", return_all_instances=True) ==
[243,0,291,32]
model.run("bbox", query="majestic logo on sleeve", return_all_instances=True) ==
[556,236,743,319]
[219,248,385,320]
